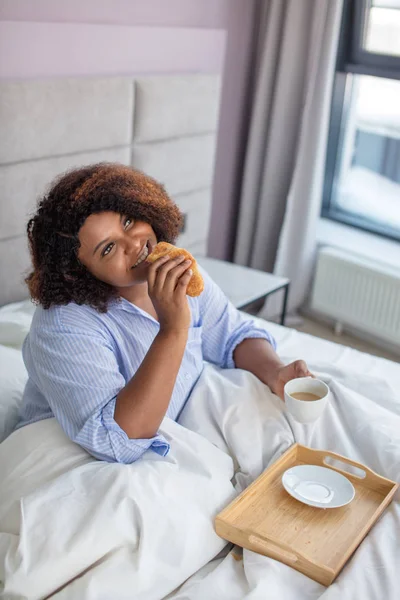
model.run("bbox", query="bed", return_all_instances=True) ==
[0,75,399,600]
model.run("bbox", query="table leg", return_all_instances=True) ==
[280,284,289,326]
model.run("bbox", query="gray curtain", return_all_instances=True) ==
[234,0,343,316]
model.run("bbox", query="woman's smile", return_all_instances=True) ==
[131,242,148,268]
[131,240,154,269]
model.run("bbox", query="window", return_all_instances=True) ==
[323,0,400,241]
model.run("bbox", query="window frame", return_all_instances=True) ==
[322,0,400,242]
[350,0,400,75]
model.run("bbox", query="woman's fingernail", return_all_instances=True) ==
[185,260,192,265]
[188,269,193,275]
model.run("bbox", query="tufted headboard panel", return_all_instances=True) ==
[0,74,221,306]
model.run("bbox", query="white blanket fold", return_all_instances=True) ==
[0,359,399,600]
[0,415,235,600]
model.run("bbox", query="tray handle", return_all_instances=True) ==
[248,534,298,564]
[302,447,388,487]
[247,532,335,580]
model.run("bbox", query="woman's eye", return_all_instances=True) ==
[124,217,133,229]
[102,242,114,257]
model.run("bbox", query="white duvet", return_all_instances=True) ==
[0,302,399,599]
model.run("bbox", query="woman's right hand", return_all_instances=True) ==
[147,255,192,333]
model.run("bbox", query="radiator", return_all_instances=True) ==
[310,246,400,347]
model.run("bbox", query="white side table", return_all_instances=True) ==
[197,257,290,325]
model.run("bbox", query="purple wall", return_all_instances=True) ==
[0,0,256,259]
[0,22,226,78]
[0,0,230,28]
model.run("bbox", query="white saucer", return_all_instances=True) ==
[282,465,355,508]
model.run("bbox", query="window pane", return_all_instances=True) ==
[364,1,400,56]
[333,75,400,237]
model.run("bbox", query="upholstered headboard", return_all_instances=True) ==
[0,74,221,306]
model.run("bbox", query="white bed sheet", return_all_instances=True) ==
[0,302,399,599]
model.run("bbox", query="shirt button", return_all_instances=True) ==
[185,373,190,380]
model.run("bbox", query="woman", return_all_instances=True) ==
[17,163,312,463]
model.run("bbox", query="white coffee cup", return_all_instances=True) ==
[284,377,329,424]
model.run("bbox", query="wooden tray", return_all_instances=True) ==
[215,444,398,586]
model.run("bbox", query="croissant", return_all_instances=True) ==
[147,242,204,297]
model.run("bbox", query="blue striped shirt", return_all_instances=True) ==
[17,267,275,463]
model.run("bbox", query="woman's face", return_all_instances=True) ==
[78,211,157,289]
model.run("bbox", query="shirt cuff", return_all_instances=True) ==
[225,328,277,370]
[102,397,170,463]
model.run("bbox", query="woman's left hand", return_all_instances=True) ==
[269,360,314,400]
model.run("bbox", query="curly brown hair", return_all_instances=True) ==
[26,163,183,312]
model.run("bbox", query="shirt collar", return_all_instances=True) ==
[111,297,158,324]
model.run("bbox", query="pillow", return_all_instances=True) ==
[0,299,35,350]
[0,344,27,443]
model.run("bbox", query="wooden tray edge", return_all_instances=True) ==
[334,480,399,573]
[296,446,398,493]
[215,443,299,522]
[214,518,336,586]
